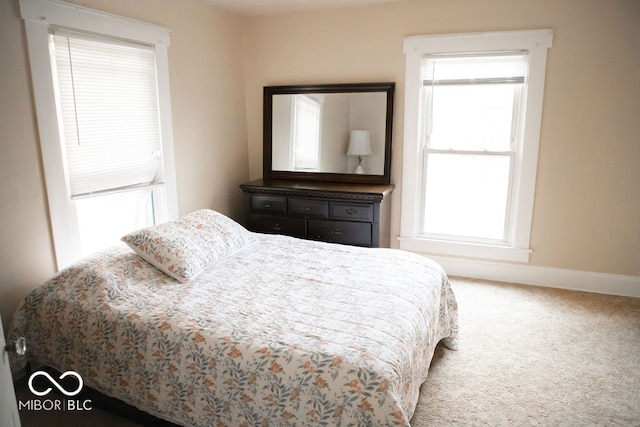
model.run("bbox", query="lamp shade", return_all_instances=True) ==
[347,130,373,156]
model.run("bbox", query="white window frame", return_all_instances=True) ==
[20,0,179,269]
[399,30,553,263]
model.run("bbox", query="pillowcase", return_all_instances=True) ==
[121,209,257,283]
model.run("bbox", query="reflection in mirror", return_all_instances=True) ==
[272,92,387,175]
[264,83,394,184]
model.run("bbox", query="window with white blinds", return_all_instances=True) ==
[51,32,164,198]
[22,0,178,269]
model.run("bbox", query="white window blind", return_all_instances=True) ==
[422,53,527,85]
[51,32,164,198]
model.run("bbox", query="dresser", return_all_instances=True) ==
[240,178,394,247]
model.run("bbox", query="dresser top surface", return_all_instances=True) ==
[240,178,395,198]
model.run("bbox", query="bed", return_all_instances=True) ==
[9,209,458,426]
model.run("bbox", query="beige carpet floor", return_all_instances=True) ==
[411,278,640,426]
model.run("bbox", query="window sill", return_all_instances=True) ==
[397,236,531,263]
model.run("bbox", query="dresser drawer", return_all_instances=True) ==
[288,198,329,218]
[330,202,374,222]
[246,215,306,238]
[249,195,287,215]
[308,220,372,247]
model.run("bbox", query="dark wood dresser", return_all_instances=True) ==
[240,178,394,247]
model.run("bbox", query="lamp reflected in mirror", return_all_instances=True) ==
[347,130,372,174]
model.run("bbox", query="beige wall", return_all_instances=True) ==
[0,0,249,329]
[244,0,640,276]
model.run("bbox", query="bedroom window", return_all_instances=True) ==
[399,30,553,262]
[21,0,179,269]
[421,53,525,242]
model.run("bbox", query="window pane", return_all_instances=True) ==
[428,84,518,151]
[75,188,156,257]
[423,153,510,241]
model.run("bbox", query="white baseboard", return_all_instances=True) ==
[426,255,640,298]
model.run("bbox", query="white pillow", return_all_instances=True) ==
[121,209,256,283]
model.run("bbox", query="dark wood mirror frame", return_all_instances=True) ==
[263,82,394,185]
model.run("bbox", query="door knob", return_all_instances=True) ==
[4,337,26,356]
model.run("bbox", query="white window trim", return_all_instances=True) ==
[20,0,179,269]
[399,30,552,263]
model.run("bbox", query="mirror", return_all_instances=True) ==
[264,82,394,184]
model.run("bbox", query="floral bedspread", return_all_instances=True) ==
[10,234,458,426]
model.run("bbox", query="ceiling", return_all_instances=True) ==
[202,0,408,16]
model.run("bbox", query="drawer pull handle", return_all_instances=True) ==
[332,228,343,235]
[272,224,282,231]
[345,208,357,215]
[302,206,312,212]
[263,203,271,208]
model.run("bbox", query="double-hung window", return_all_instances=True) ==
[21,0,179,269]
[400,30,552,262]
[422,53,526,242]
